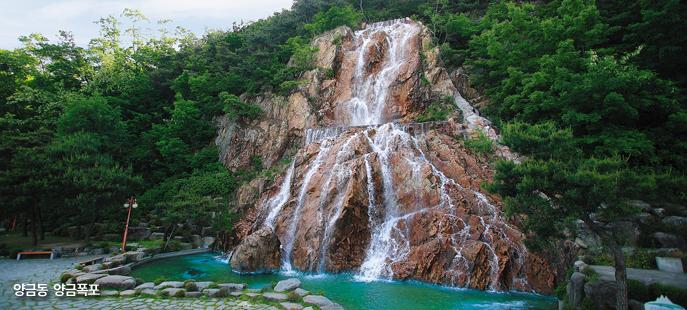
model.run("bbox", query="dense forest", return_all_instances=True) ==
[1,0,685,289]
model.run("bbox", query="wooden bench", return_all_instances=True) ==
[16,251,54,261]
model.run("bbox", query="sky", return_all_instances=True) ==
[0,0,294,49]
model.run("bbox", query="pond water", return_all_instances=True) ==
[130,253,557,310]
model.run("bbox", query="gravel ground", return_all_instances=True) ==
[0,256,277,309]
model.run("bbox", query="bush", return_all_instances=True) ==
[154,277,168,285]
[60,273,72,283]
[287,291,301,302]
[464,130,494,155]
[304,5,362,34]
[628,280,687,306]
[220,92,261,121]
[184,280,198,292]
[208,282,218,289]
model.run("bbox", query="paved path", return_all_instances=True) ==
[0,256,277,309]
[591,265,687,288]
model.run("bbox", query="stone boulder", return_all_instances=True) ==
[218,283,245,292]
[75,273,106,284]
[203,288,225,297]
[82,263,103,273]
[583,280,617,310]
[566,272,586,307]
[274,278,301,292]
[230,227,280,273]
[653,232,687,251]
[154,281,184,289]
[303,295,343,310]
[663,216,687,229]
[94,275,136,290]
[161,288,186,297]
[149,232,165,240]
[202,236,215,249]
[135,282,154,292]
[263,292,288,302]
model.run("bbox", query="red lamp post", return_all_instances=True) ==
[121,197,138,252]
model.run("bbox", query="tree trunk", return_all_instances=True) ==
[31,207,38,246]
[23,216,28,237]
[37,206,45,240]
[583,216,628,310]
[611,242,628,310]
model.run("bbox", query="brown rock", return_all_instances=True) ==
[230,227,281,273]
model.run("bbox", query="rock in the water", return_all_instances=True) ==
[100,265,131,275]
[154,281,184,289]
[230,227,280,273]
[203,288,225,297]
[94,275,136,290]
[280,302,304,310]
[218,283,246,292]
[139,289,158,296]
[274,278,301,292]
[195,281,213,290]
[124,251,144,262]
[161,288,186,297]
[135,282,154,291]
[100,290,119,297]
[75,273,107,284]
[82,263,103,273]
[294,288,310,297]
[119,290,137,297]
[304,295,334,307]
[263,292,288,302]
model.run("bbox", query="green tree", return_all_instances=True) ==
[304,5,363,34]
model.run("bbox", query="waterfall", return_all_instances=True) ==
[264,162,295,228]
[282,139,332,272]
[344,20,421,125]
[252,18,529,291]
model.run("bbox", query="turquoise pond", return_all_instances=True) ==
[130,253,557,309]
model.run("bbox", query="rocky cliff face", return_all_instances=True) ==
[220,18,556,293]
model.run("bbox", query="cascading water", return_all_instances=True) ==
[255,18,532,291]
[344,20,421,126]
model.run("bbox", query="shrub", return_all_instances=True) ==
[649,283,687,306]
[627,280,687,306]
[184,281,198,292]
[304,5,362,34]
[208,283,219,289]
[287,291,300,302]
[220,92,261,121]
[74,264,84,271]
[154,277,168,285]
[60,273,72,283]
[464,130,494,155]
[627,279,650,301]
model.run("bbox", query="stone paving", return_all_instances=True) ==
[0,256,277,309]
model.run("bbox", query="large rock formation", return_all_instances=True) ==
[222,18,556,293]
[230,227,281,273]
